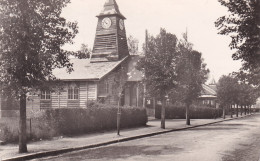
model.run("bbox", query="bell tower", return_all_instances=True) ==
[91,0,129,63]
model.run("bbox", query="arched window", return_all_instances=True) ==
[68,84,79,100]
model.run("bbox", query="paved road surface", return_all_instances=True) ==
[34,114,260,161]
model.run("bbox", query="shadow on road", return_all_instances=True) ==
[60,145,183,160]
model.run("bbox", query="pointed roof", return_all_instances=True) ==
[97,0,126,19]
[209,78,216,85]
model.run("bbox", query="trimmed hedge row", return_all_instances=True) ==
[254,108,260,112]
[0,106,147,143]
[155,105,223,119]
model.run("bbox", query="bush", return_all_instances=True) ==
[0,106,147,143]
[44,106,147,135]
[254,108,260,112]
[0,118,19,143]
[155,105,222,119]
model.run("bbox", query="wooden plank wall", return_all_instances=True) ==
[87,82,97,101]
[79,82,87,108]
[25,81,98,109]
[51,86,68,108]
[51,92,60,108]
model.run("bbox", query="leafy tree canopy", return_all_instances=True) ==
[0,0,78,95]
[173,33,209,105]
[73,43,91,59]
[215,0,260,85]
[0,1,78,152]
[217,74,258,106]
[217,75,240,106]
[127,35,139,55]
[137,28,179,99]
[238,82,259,106]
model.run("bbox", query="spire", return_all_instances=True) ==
[209,78,216,85]
[97,0,126,19]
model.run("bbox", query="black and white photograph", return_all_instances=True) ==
[0,0,259,160]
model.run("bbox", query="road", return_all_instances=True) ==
[34,114,260,161]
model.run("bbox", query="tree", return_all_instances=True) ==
[74,43,91,59]
[215,0,260,85]
[137,28,179,129]
[247,86,258,114]
[234,82,242,117]
[217,75,240,119]
[114,65,128,135]
[0,0,78,153]
[176,33,209,125]
[238,82,258,114]
[127,35,139,55]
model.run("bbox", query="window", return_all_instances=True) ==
[105,81,109,94]
[68,86,79,100]
[41,91,51,100]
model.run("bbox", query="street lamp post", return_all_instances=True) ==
[117,93,122,136]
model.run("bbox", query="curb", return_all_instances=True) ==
[0,141,6,145]
[2,114,253,161]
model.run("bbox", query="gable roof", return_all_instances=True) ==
[53,57,127,81]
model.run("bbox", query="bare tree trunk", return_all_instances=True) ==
[244,105,247,115]
[186,104,191,125]
[236,104,239,117]
[241,105,243,116]
[153,98,156,117]
[161,98,166,129]
[230,104,233,118]
[223,106,226,119]
[19,93,27,153]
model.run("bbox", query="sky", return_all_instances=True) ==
[61,0,242,82]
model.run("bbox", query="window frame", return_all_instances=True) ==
[41,90,51,100]
[105,81,109,94]
[68,85,79,100]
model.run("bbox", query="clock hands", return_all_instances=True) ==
[102,17,111,29]
[102,18,124,30]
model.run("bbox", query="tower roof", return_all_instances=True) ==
[209,78,216,85]
[97,0,126,19]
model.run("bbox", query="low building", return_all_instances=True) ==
[198,79,218,108]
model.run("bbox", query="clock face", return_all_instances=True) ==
[119,19,124,30]
[102,17,112,29]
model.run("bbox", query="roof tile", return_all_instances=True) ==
[53,58,127,81]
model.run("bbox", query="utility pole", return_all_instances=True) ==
[143,30,148,109]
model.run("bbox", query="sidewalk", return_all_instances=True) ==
[0,114,252,161]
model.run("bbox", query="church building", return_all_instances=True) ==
[0,0,144,117]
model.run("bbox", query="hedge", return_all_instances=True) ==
[155,105,223,119]
[254,108,260,112]
[0,106,147,143]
